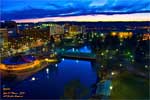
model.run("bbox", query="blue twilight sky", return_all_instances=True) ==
[1,0,150,22]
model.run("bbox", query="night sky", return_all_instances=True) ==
[1,0,150,22]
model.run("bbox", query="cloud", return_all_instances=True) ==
[1,0,150,20]
[14,13,150,23]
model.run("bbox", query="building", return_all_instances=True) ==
[49,24,64,35]
[142,33,150,41]
[4,21,18,34]
[0,28,8,48]
[1,21,19,37]
[111,31,133,39]
[69,25,85,36]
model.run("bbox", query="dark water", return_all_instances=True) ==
[2,45,98,99]
[6,59,97,99]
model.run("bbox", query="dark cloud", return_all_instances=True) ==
[1,0,150,20]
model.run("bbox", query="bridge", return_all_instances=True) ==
[17,44,97,61]
[61,52,96,61]
[57,49,96,61]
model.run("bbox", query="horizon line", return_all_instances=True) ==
[1,13,150,23]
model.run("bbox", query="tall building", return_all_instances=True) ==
[142,33,150,41]
[49,24,64,35]
[69,25,85,36]
[64,23,70,34]
[0,28,8,48]
[3,21,18,37]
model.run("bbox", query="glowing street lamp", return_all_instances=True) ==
[145,65,148,68]
[101,52,104,56]
[110,86,113,90]
[109,56,113,59]
[106,49,109,53]
[111,72,115,75]
[132,59,135,63]
[116,49,119,52]
[130,55,133,58]
[100,33,104,37]
[120,64,122,67]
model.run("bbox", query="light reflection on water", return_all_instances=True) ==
[8,59,97,99]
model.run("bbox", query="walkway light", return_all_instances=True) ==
[109,56,112,59]
[54,52,57,55]
[101,52,104,56]
[110,86,113,90]
[116,49,119,52]
[130,55,133,58]
[111,72,115,75]
[106,49,109,53]
[132,59,135,62]
[120,43,122,46]
[127,52,131,55]
[100,33,104,37]
[145,65,148,68]
[119,64,122,67]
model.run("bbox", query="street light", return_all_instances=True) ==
[100,33,104,37]
[119,64,122,67]
[110,86,113,90]
[145,65,148,68]
[111,72,115,75]
[101,52,104,56]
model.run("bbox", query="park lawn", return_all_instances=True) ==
[110,71,149,99]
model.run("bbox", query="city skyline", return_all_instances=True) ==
[1,0,150,22]
[0,1,149,98]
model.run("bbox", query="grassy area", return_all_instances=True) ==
[110,71,149,99]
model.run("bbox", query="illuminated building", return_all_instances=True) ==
[69,25,84,36]
[17,23,35,31]
[111,31,133,39]
[64,23,70,33]
[111,32,117,36]
[0,28,8,48]
[41,23,54,27]
[142,33,150,41]
[0,55,40,71]
[49,24,64,35]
